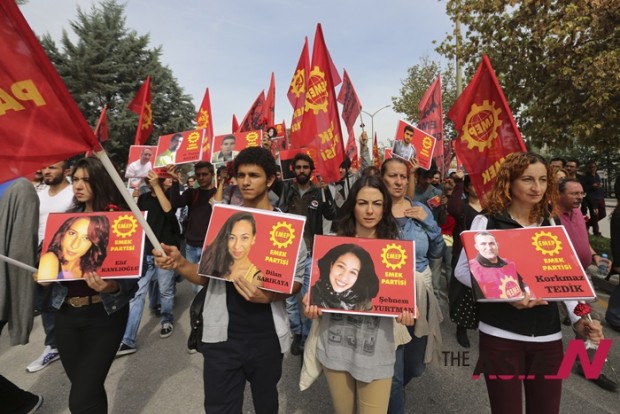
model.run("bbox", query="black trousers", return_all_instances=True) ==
[55,302,128,414]
[200,335,283,414]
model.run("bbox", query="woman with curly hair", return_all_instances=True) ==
[38,216,109,280]
[310,244,379,312]
[454,152,603,414]
[198,211,263,285]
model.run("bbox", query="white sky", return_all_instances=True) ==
[21,0,454,146]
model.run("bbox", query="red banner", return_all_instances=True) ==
[337,69,362,131]
[447,55,526,201]
[232,114,239,133]
[239,90,265,132]
[296,24,345,183]
[373,133,381,169]
[418,75,445,176]
[37,212,145,281]
[263,72,275,126]
[461,226,595,301]
[128,75,153,145]
[196,88,214,157]
[288,37,310,148]
[95,105,109,143]
[199,204,307,294]
[309,235,416,317]
[0,1,99,183]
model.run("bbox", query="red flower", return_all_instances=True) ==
[105,203,121,212]
[574,302,592,317]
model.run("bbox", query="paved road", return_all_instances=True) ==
[2,274,620,413]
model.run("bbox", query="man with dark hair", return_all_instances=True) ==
[167,161,216,293]
[581,160,606,236]
[27,160,74,373]
[154,146,305,413]
[549,157,566,171]
[212,135,239,163]
[565,158,580,180]
[278,152,336,354]
[155,133,184,167]
[393,124,417,162]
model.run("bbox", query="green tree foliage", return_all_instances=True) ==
[436,0,619,152]
[391,56,458,141]
[40,0,195,167]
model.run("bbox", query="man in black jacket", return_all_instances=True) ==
[278,153,336,354]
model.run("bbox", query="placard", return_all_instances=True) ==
[309,235,416,317]
[393,120,437,170]
[154,129,205,167]
[37,212,145,281]
[126,145,156,189]
[209,130,262,163]
[461,226,596,301]
[198,204,306,293]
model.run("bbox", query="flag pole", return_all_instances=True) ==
[0,254,37,273]
[93,148,165,255]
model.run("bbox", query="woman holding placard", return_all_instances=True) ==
[304,175,415,414]
[380,157,444,413]
[454,152,603,413]
[43,157,136,414]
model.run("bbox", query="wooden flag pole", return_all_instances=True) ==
[94,149,165,255]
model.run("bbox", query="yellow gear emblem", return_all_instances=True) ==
[462,100,502,152]
[499,275,522,298]
[141,102,153,130]
[381,243,407,270]
[304,66,329,115]
[269,221,295,249]
[531,231,562,256]
[112,214,138,238]
[196,109,210,130]
[290,69,306,99]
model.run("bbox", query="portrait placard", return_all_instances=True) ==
[198,204,306,294]
[309,235,416,317]
[126,145,157,189]
[37,212,145,281]
[210,130,263,164]
[153,129,205,167]
[393,120,437,170]
[461,226,595,301]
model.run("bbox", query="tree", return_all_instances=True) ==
[40,0,195,167]
[391,56,458,141]
[436,0,620,153]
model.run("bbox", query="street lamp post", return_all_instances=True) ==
[361,104,391,141]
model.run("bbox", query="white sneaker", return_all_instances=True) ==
[26,345,60,373]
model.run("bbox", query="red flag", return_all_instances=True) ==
[337,69,362,170]
[372,133,381,169]
[447,55,526,201]
[288,37,310,148]
[418,75,444,173]
[195,88,214,158]
[263,72,275,126]
[0,1,98,183]
[232,114,239,133]
[128,75,153,145]
[337,69,362,131]
[239,90,265,132]
[94,105,109,143]
[295,24,345,183]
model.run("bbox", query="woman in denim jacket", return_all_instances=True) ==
[45,157,136,413]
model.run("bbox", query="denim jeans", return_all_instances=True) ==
[122,255,175,347]
[285,255,312,341]
[186,244,204,294]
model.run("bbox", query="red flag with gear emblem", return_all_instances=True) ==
[296,24,344,183]
[0,1,99,183]
[447,55,526,203]
[288,37,310,148]
[128,75,153,145]
[196,88,214,159]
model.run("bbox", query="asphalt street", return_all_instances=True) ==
[1,201,619,413]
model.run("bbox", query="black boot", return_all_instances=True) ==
[456,326,470,348]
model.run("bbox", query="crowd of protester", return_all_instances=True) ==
[1,135,619,413]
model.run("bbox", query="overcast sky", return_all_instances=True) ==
[21,0,454,146]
